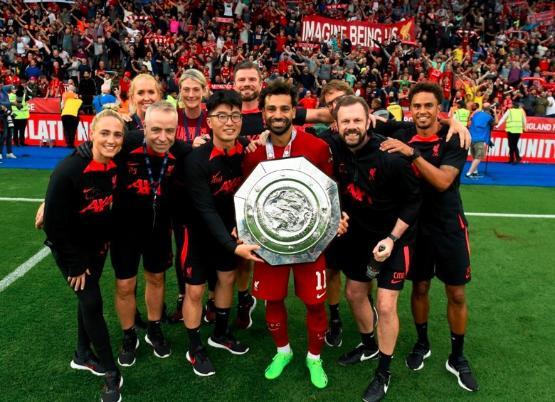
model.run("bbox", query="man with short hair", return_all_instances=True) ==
[317,79,355,348]
[327,95,421,401]
[380,82,479,394]
[242,80,344,389]
[111,101,190,367]
[232,61,334,330]
[182,90,261,376]
[466,103,495,178]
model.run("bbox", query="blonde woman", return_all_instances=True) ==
[42,110,125,402]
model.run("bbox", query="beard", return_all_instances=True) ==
[267,117,292,136]
[241,88,259,102]
[341,128,366,148]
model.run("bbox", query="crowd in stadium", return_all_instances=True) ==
[0,0,554,122]
[1,1,554,401]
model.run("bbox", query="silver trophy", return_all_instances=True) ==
[235,157,340,265]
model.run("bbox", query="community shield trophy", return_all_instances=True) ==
[234,157,340,266]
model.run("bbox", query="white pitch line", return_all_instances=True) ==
[0,197,554,218]
[466,212,555,219]
[0,247,50,293]
[0,197,44,203]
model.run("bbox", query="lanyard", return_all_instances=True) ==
[265,129,296,160]
[183,110,204,142]
[132,114,144,131]
[143,140,169,228]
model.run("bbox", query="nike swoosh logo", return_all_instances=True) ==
[360,353,374,362]
[316,292,326,299]
[391,279,404,284]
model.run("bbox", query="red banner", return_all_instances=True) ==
[301,16,415,49]
[401,112,555,163]
[27,98,61,114]
[23,113,93,146]
[484,131,555,163]
[529,10,555,25]
[215,17,234,23]
[209,84,233,90]
[325,4,348,10]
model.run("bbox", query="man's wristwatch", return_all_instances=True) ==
[388,233,399,243]
[409,147,421,161]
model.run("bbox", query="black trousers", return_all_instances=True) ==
[13,119,28,145]
[507,133,521,162]
[61,115,79,148]
[52,245,117,371]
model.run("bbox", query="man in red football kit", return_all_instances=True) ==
[242,80,346,389]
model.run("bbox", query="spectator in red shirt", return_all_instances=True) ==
[299,90,318,109]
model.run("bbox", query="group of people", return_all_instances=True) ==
[36,62,478,402]
[1,0,554,157]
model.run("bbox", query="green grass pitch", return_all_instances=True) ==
[1,169,554,401]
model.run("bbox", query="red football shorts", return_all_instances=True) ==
[252,255,327,305]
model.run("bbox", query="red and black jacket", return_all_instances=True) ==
[43,153,118,276]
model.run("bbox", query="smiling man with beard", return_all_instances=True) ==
[232,62,334,332]
[325,95,421,402]
[242,80,348,389]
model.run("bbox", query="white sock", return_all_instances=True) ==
[277,344,291,354]
[307,351,320,360]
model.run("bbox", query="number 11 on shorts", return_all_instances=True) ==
[316,270,327,291]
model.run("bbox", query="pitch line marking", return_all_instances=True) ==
[0,197,554,218]
[0,197,44,203]
[465,212,555,219]
[0,247,50,293]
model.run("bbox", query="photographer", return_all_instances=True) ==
[466,103,497,178]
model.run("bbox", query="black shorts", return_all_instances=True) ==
[183,228,238,286]
[111,224,173,280]
[409,226,471,286]
[326,229,413,291]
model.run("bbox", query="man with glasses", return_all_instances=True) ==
[183,90,262,377]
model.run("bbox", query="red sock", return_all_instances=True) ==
[306,302,327,355]
[265,300,289,348]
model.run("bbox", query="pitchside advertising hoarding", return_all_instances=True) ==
[402,113,555,164]
[23,100,555,164]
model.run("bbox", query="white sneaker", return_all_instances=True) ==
[7,153,17,159]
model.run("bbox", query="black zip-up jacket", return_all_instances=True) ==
[43,153,118,276]
[112,130,192,230]
[184,138,249,254]
[326,133,422,237]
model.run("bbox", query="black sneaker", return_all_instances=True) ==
[70,350,106,376]
[186,347,216,377]
[208,333,249,355]
[203,299,216,324]
[324,319,343,347]
[338,343,379,366]
[101,370,123,402]
[235,295,257,329]
[446,355,479,392]
[145,324,171,359]
[169,296,184,324]
[405,342,431,371]
[118,329,139,367]
[362,370,390,402]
